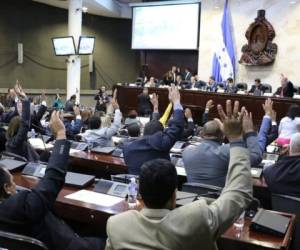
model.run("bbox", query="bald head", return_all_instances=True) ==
[201,120,223,141]
[290,133,300,156]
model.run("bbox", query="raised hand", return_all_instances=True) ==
[217,100,243,141]
[50,111,66,140]
[73,106,80,116]
[14,81,26,100]
[150,93,159,112]
[242,110,254,134]
[184,108,193,119]
[168,84,180,105]
[112,89,119,110]
[205,99,214,111]
[262,98,273,116]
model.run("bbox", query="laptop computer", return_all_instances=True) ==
[0,159,27,171]
[22,162,95,188]
[250,209,290,237]
[92,146,116,154]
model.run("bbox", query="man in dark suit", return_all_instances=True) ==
[263,132,300,197]
[183,67,192,81]
[0,111,104,250]
[274,76,295,98]
[65,94,76,112]
[248,78,268,95]
[137,87,152,116]
[123,85,184,175]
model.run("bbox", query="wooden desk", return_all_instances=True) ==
[116,86,300,126]
[67,150,272,208]
[69,151,127,179]
[13,172,295,250]
[218,211,296,250]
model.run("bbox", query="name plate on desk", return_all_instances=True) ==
[65,190,124,207]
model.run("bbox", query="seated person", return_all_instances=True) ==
[263,132,300,197]
[123,85,184,175]
[31,97,48,135]
[124,110,141,127]
[206,76,218,92]
[276,104,300,145]
[137,87,152,117]
[163,70,174,86]
[80,97,121,147]
[274,74,295,98]
[118,123,141,149]
[64,94,76,112]
[105,100,253,250]
[225,77,237,93]
[183,104,262,187]
[144,76,156,88]
[187,76,199,89]
[63,106,83,139]
[248,78,268,95]
[176,75,183,87]
[258,98,278,152]
[183,67,192,81]
[95,86,109,113]
[52,93,63,110]
[0,111,104,250]
[182,108,195,140]
[5,84,40,162]
[0,102,18,124]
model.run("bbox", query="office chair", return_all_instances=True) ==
[236,82,248,91]
[182,182,222,199]
[272,193,300,250]
[0,230,48,250]
[263,83,272,93]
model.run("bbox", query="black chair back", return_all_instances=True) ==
[0,230,48,250]
[236,82,248,91]
[263,83,272,93]
[272,193,300,250]
[182,182,222,199]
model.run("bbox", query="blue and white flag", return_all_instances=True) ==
[212,0,235,83]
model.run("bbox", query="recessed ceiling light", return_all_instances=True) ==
[290,1,297,4]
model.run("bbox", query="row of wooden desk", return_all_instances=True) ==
[13,168,295,250]
[116,86,300,126]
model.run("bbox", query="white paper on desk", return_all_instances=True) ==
[65,190,124,207]
[28,138,53,150]
[69,148,83,154]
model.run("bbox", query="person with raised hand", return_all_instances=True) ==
[80,88,122,147]
[105,100,252,250]
[123,84,184,175]
[183,99,262,187]
[258,98,278,152]
[5,83,40,162]
[0,110,105,250]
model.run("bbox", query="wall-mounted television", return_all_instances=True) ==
[78,36,95,55]
[52,36,76,56]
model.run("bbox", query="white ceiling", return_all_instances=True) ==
[32,0,142,18]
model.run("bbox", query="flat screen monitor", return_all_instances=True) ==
[132,3,200,50]
[52,36,76,56]
[78,36,95,55]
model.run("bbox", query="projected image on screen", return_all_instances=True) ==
[78,36,95,55]
[52,37,76,56]
[132,3,200,50]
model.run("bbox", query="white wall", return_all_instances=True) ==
[198,0,300,89]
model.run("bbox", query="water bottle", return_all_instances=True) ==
[31,128,36,139]
[128,177,138,209]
